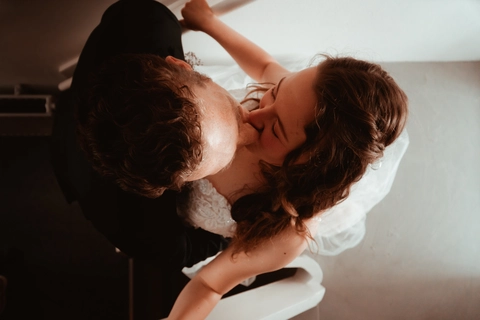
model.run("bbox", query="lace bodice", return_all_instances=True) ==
[177,179,236,238]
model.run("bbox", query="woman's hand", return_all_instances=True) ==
[180,0,216,32]
[180,0,287,82]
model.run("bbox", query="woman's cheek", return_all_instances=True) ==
[260,132,275,150]
[260,134,285,163]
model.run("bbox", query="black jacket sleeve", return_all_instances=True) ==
[50,0,227,270]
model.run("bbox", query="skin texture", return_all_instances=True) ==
[165,56,259,180]
[169,217,320,320]
[247,67,318,165]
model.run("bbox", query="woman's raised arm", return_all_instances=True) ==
[181,0,290,84]
[167,217,320,319]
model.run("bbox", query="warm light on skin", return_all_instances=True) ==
[246,66,319,165]
[164,55,259,181]
[186,79,260,181]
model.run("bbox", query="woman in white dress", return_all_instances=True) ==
[168,0,409,318]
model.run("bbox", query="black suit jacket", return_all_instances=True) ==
[51,0,226,270]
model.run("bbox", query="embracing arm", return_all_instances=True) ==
[181,0,290,83]
[167,218,320,319]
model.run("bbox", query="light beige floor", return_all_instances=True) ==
[290,61,480,320]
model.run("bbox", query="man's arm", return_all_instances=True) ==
[181,0,290,84]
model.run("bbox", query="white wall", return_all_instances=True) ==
[182,0,480,64]
[303,61,480,320]
[1,0,480,89]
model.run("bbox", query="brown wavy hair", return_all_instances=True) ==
[231,55,408,253]
[76,53,209,198]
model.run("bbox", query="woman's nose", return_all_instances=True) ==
[248,107,270,132]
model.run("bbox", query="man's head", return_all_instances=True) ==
[164,56,258,181]
[77,53,258,198]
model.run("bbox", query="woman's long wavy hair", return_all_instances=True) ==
[231,55,408,253]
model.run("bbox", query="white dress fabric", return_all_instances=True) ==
[177,179,236,238]
[177,58,409,255]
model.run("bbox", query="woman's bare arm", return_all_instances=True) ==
[167,217,320,320]
[181,0,290,84]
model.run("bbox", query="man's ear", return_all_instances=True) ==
[165,56,193,70]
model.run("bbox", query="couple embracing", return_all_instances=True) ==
[51,0,408,319]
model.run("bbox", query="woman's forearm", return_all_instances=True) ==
[166,217,316,319]
[167,275,222,320]
[181,0,287,82]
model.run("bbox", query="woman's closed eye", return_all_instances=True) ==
[272,121,279,138]
[271,86,277,99]
[271,77,285,100]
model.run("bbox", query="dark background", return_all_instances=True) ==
[0,136,129,319]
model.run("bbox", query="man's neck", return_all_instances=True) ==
[206,146,263,204]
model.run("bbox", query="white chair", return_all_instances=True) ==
[176,253,325,320]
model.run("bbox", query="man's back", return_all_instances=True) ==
[50,0,227,270]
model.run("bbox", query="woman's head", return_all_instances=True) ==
[246,56,407,168]
[246,67,318,165]
[232,55,408,252]
[284,55,409,209]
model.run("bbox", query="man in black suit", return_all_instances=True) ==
[50,0,257,316]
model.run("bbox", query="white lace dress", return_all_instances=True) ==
[177,179,236,238]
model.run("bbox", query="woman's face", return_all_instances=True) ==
[246,66,318,165]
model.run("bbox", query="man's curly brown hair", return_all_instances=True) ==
[76,53,209,198]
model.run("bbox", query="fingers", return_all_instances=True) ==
[181,0,215,31]
[178,19,186,28]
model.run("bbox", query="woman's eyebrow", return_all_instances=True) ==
[275,77,288,143]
